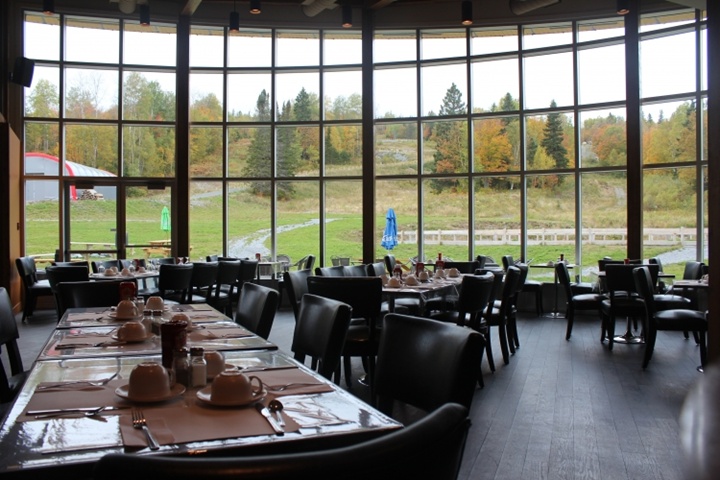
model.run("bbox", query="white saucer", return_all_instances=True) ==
[385,283,401,289]
[110,333,155,343]
[115,383,185,403]
[196,386,267,407]
[108,312,142,321]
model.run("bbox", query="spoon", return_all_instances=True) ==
[268,399,285,427]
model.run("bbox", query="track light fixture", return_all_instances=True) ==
[139,4,150,26]
[42,0,54,15]
[617,0,630,15]
[229,1,239,32]
[250,0,261,14]
[342,5,352,28]
[461,0,473,26]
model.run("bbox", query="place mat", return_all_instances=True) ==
[244,367,336,397]
[47,332,159,356]
[188,327,253,341]
[173,304,214,312]
[118,399,301,448]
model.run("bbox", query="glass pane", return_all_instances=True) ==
[324,124,362,177]
[374,30,416,63]
[640,9,695,33]
[701,97,708,161]
[238,126,270,178]
[376,179,418,262]
[474,177,521,262]
[325,181,362,263]
[65,16,119,64]
[68,185,118,263]
[123,23,177,67]
[577,18,625,42]
[228,74,271,121]
[641,31,696,99]
[228,181,271,258]
[525,111,575,170]
[64,67,119,119]
[25,179,60,259]
[276,30,319,67]
[422,179,469,262]
[25,13,60,61]
[642,100,697,165]
[643,167,697,275]
[126,186,172,257]
[423,119,469,175]
[190,126,223,178]
[324,31,362,65]
[324,70,362,120]
[25,151,60,177]
[374,66,417,118]
[473,115,521,172]
[190,26,225,67]
[123,71,176,121]
[228,126,256,177]
[375,122,418,175]
[25,66,60,118]
[190,181,223,261]
[523,51,574,109]
[522,23,573,49]
[526,174,576,281]
[190,73,223,122]
[471,27,518,55]
[282,125,319,177]
[276,72,319,121]
[472,58,519,113]
[581,172,627,277]
[701,27,707,91]
[122,126,175,177]
[228,29,272,68]
[25,123,59,165]
[277,182,319,263]
[579,108,627,168]
[422,64,467,117]
[420,29,466,60]
[578,43,625,105]
[64,124,118,173]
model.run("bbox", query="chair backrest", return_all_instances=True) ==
[456,272,495,328]
[283,269,312,322]
[384,254,397,274]
[314,266,345,277]
[443,261,480,274]
[0,287,24,403]
[291,294,353,380]
[57,280,127,310]
[683,261,704,280]
[189,262,219,301]
[234,283,279,339]
[479,269,505,313]
[52,260,91,269]
[648,257,664,272]
[501,255,514,272]
[307,276,382,322]
[605,263,659,297]
[238,259,258,284]
[343,265,368,277]
[475,255,488,269]
[157,263,194,300]
[632,266,657,315]
[15,256,38,286]
[91,260,122,274]
[155,257,177,265]
[367,261,387,276]
[206,254,219,262]
[375,314,484,415]
[45,265,91,315]
[213,260,242,296]
[93,402,470,480]
[497,266,521,315]
[304,255,316,271]
[556,261,573,300]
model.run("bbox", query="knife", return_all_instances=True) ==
[27,406,125,415]
[255,403,284,435]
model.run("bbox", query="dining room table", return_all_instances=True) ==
[0,304,401,479]
[381,274,462,313]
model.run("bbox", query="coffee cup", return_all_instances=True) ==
[121,267,131,276]
[434,268,445,279]
[103,268,115,276]
[404,274,419,286]
[110,266,118,274]
[171,312,192,330]
[204,350,225,379]
[448,268,460,277]
[418,270,429,281]
[145,296,164,311]
[116,299,139,319]
[210,371,263,404]
[387,277,401,288]
[128,362,171,400]
[137,266,146,273]
[116,321,147,341]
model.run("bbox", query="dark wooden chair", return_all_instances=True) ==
[315,266,345,277]
[93,403,470,480]
[0,287,27,406]
[291,294,353,381]
[502,255,543,316]
[283,269,312,323]
[14,256,53,323]
[234,282,279,339]
[480,265,521,371]
[186,262,219,304]
[45,264,90,318]
[556,262,604,340]
[57,280,129,310]
[140,263,194,305]
[208,260,242,316]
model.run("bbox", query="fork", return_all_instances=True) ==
[37,368,120,390]
[132,409,160,450]
[268,382,323,392]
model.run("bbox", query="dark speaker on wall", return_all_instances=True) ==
[10,57,35,87]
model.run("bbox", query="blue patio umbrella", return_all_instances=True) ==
[381,208,398,250]
[160,206,171,240]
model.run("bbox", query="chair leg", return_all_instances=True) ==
[483,330,496,372]
[692,331,700,345]
[498,323,510,365]
[607,315,616,351]
[642,328,657,369]
[343,356,352,389]
[565,304,574,340]
[699,331,707,368]
[536,290,543,316]
[683,330,690,339]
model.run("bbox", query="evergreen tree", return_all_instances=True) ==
[276,101,300,199]
[431,83,468,192]
[243,90,272,196]
[541,100,569,170]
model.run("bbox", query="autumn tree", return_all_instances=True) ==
[25,79,59,155]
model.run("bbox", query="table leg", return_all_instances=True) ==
[544,271,563,318]
[613,316,644,344]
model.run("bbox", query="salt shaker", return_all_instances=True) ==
[173,347,190,387]
[190,347,207,387]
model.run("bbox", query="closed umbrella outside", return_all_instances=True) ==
[381,208,398,251]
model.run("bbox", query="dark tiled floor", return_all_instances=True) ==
[11,307,702,479]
